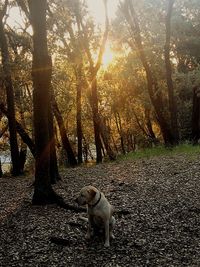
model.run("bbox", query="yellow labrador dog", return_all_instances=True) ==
[75,185,115,247]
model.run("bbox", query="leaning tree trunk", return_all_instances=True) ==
[0,11,20,176]
[52,95,77,167]
[28,0,59,205]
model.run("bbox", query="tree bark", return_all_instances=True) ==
[0,7,20,176]
[28,0,59,205]
[164,0,179,143]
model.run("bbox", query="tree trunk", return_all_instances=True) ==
[144,108,158,144]
[52,94,77,167]
[18,90,28,173]
[0,103,36,157]
[75,65,83,164]
[135,37,175,145]
[48,103,61,183]
[121,0,176,146]
[191,86,200,144]
[91,78,103,163]
[28,0,59,205]
[164,0,179,143]
[0,13,20,176]
[114,112,126,154]
[0,159,2,178]
[19,144,27,173]
[100,117,116,160]
[79,0,109,163]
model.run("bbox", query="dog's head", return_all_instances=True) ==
[75,185,98,206]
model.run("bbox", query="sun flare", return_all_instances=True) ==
[102,45,115,68]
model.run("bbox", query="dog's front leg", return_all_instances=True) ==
[104,219,110,247]
[110,216,115,239]
[86,214,92,239]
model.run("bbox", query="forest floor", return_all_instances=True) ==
[0,152,200,267]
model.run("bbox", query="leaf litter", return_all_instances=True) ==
[0,153,200,266]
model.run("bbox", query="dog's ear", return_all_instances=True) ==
[88,188,96,199]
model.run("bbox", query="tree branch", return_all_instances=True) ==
[0,0,8,20]
[93,0,109,75]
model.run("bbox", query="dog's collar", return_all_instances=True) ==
[89,192,101,208]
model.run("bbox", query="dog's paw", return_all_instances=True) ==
[85,233,91,240]
[104,241,110,248]
[110,233,115,239]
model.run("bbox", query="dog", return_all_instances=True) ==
[75,185,115,247]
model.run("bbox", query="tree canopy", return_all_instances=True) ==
[0,0,200,181]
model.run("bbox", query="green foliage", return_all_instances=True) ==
[117,143,200,161]
[2,0,200,163]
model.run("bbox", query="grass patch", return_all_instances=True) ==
[117,143,200,161]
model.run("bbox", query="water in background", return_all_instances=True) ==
[0,153,11,172]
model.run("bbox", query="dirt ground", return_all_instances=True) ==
[0,153,200,267]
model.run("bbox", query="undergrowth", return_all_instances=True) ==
[117,143,200,161]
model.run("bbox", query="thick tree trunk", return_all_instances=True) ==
[28,0,59,205]
[0,15,20,176]
[164,0,179,143]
